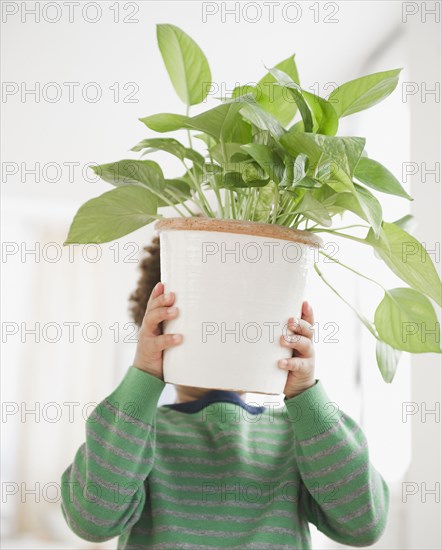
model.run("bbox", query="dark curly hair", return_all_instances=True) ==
[128,235,161,328]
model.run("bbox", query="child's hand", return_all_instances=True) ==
[278,301,316,399]
[132,282,183,380]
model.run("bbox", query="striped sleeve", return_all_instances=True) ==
[60,366,165,542]
[284,381,389,547]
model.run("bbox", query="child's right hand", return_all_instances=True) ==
[132,282,183,380]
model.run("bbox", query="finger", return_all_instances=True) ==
[152,333,183,352]
[301,301,314,326]
[146,289,175,314]
[144,306,179,334]
[280,333,313,357]
[146,282,164,308]
[286,317,314,340]
[278,356,310,373]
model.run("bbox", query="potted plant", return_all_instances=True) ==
[64,24,441,393]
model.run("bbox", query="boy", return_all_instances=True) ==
[61,237,389,549]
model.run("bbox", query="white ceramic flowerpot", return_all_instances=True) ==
[155,218,321,394]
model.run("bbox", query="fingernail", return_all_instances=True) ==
[166,307,177,315]
[290,318,301,330]
[172,334,182,342]
[279,359,288,368]
[164,292,172,300]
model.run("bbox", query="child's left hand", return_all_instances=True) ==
[278,301,316,399]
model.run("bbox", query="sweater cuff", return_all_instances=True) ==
[284,380,343,440]
[107,366,165,425]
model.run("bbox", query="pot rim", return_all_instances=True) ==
[154,217,323,247]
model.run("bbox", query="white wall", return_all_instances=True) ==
[405,13,442,550]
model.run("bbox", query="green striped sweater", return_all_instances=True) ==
[61,366,389,549]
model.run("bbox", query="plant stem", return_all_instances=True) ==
[183,105,215,217]
[219,137,237,220]
[314,263,378,338]
[274,209,304,221]
[291,214,302,228]
[243,188,254,220]
[231,191,236,218]
[225,188,231,219]
[319,250,386,290]
[277,190,302,227]
[144,187,189,217]
[211,176,225,217]
[235,189,244,220]
[207,149,225,217]
[164,189,198,216]
[185,105,193,149]
[328,224,370,231]
[309,228,367,245]
[251,188,258,220]
[271,185,280,224]
[180,160,215,217]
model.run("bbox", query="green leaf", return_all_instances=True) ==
[376,340,401,383]
[131,137,204,166]
[328,68,402,118]
[316,159,332,182]
[301,90,339,136]
[280,131,322,167]
[232,85,258,99]
[186,101,244,141]
[279,157,294,188]
[240,143,284,183]
[139,113,188,132]
[252,181,277,221]
[280,131,365,192]
[132,137,185,158]
[256,55,300,126]
[322,137,366,187]
[222,172,245,188]
[355,157,412,200]
[209,142,244,165]
[374,288,441,353]
[64,186,159,244]
[354,184,382,236]
[222,167,268,188]
[293,153,307,184]
[366,222,442,306]
[335,183,383,236]
[231,118,253,144]
[294,177,322,189]
[241,163,269,185]
[156,24,212,106]
[91,159,163,189]
[139,111,242,146]
[194,133,217,148]
[293,191,332,226]
[159,178,191,206]
[240,101,285,138]
[184,149,206,167]
[267,67,313,132]
[393,214,415,232]
[217,97,253,143]
[283,156,322,189]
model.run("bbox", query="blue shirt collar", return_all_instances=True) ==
[164,389,265,415]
